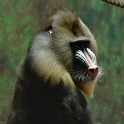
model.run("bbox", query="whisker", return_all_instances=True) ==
[97,66,105,83]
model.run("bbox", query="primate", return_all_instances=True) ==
[7,10,102,124]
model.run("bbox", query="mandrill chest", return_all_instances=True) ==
[26,82,94,124]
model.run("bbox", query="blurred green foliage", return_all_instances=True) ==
[0,0,36,123]
[0,0,124,124]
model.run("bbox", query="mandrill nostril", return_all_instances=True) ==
[88,66,98,78]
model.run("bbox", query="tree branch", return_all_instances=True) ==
[102,0,124,8]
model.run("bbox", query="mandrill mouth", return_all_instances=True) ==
[71,67,98,85]
[71,69,98,97]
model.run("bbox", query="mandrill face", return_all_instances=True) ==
[30,10,102,97]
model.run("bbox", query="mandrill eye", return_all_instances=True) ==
[86,48,97,64]
[44,25,53,34]
[84,40,90,48]
[49,29,53,34]
[70,42,81,52]
[70,40,90,51]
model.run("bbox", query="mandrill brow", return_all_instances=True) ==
[7,10,102,124]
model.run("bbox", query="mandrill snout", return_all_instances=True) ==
[88,66,98,79]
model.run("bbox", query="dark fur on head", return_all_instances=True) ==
[7,9,102,124]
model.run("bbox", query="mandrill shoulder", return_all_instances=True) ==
[24,32,75,87]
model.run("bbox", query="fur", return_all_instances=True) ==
[7,10,101,124]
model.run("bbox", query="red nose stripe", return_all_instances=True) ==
[83,49,98,78]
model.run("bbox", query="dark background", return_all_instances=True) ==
[0,0,124,124]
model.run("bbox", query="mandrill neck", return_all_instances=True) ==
[8,61,94,124]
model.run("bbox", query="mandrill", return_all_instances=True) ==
[7,10,102,124]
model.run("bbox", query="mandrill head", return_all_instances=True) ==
[29,10,102,97]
